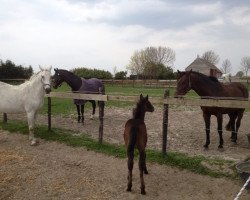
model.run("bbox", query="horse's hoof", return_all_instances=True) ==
[203,144,209,149]
[126,188,131,192]
[141,190,146,195]
[231,139,237,143]
[30,140,38,146]
[144,170,148,174]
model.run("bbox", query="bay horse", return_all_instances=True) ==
[175,70,249,149]
[124,94,154,195]
[52,68,105,123]
[0,66,52,145]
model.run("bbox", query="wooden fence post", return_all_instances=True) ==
[3,113,7,123]
[48,97,51,131]
[98,101,104,143]
[162,89,169,154]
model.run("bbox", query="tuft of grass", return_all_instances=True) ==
[0,120,237,179]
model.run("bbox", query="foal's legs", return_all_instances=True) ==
[139,150,146,195]
[127,149,134,192]
[27,111,37,146]
[217,114,224,148]
[228,114,237,143]
[203,112,211,148]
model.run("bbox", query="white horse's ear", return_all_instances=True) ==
[39,65,44,71]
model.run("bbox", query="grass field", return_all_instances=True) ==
[41,83,198,115]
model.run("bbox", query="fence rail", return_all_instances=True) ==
[45,92,250,109]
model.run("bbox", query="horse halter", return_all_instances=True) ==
[41,75,51,91]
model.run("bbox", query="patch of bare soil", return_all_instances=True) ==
[0,130,249,200]
[30,106,250,161]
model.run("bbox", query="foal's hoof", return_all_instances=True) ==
[144,169,149,174]
[126,188,132,192]
[203,144,209,149]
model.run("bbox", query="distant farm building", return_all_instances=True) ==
[185,56,222,78]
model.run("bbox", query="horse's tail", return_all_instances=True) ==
[127,126,138,158]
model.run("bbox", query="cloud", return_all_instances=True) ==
[0,0,249,74]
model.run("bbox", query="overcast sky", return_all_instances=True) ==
[0,0,250,74]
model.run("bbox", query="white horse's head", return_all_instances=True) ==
[39,66,52,94]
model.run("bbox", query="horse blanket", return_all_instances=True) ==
[74,78,104,105]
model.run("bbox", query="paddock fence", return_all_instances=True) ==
[2,91,250,154]
[47,91,250,154]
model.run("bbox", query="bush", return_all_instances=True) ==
[72,67,112,79]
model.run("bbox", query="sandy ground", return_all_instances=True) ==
[1,106,250,199]
[0,130,249,200]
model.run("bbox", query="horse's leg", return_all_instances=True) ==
[203,112,211,148]
[27,111,37,146]
[230,114,238,143]
[90,100,96,119]
[81,104,85,124]
[126,148,134,192]
[142,151,148,174]
[234,111,244,143]
[217,114,224,148]
[76,104,81,123]
[139,149,146,195]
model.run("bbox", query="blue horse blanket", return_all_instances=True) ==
[74,78,104,105]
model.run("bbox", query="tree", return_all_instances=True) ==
[241,56,250,83]
[114,71,127,80]
[127,46,175,79]
[201,50,220,65]
[220,59,232,74]
[0,59,33,79]
[235,71,244,78]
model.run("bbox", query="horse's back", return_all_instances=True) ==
[80,78,105,94]
[222,82,249,98]
[124,119,147,148]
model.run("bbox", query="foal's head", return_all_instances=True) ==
[133,94,154,119]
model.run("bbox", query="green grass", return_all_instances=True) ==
[0,120,237,180]
[41,83,199,115]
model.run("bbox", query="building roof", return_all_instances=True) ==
[186,57,222,73]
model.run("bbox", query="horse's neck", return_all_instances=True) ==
[191,74,220,96]
[133,105,145,120]
[25,75,45,98]
[62,71,82,91]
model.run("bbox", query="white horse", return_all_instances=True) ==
[221,73,232,82]
[0,66,52,145]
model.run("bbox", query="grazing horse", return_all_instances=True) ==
[52,68,105,123]
[175,70,249,149]
[124,94,154,195]
[0,66,52,145]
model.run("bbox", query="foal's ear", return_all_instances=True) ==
[146,95,149,100]
[140,94,143,100]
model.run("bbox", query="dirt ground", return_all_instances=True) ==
[1,106,250,199]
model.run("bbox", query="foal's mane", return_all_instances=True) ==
[132,98,143,118]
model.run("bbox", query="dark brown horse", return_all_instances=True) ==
[124,94,154,195]
[52,68,105,123]
[175,70,249,149]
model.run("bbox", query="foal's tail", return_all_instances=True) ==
[127,126,138,157]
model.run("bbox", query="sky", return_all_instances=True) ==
[0,0,250,75]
